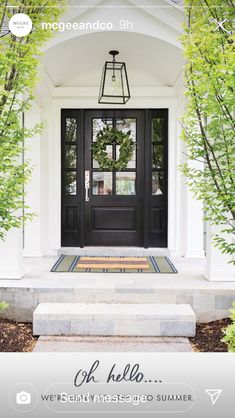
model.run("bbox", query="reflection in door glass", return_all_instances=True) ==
[116,172,136,195]
[65,171,77,195]
[65,145,77,168]
[152,144,163,169]
[66,118,77,142]
[92,172,112,195]
[116,145,136,168]
[93,145,112,168]
[116,118,136,141]
[93,118,113,142]
[152,118,164,142]
[152,172,163,195]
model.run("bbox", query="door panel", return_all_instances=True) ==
[92,207,136,230]
[84,110,144,246]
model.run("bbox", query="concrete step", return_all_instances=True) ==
[33,303,196,337]
[59,247,170,256]
[33,336,193,352]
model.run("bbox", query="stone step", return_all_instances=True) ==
[59,247,170,256]
[33,336,193,352]
[33,303,196,337]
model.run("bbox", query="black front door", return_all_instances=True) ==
[61,109,168,247]
[84,110,145,246]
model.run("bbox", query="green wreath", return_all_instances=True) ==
[92,126,134,170]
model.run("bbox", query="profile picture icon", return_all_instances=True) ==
[16,391,31,405]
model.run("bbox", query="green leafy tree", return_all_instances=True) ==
[0,0,65,240]
[181,0,235,261]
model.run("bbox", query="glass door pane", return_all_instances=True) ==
[152,117,165,195]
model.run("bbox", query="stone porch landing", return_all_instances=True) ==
[0,256,234,323]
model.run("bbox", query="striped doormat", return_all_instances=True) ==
[51,255,177,273]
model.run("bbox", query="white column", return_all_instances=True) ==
[23,102,43,256]
[184,186,205,258]
[175,85,205,259]
[41,100,59,256]
[183,155,205,258]
[204,223,235,281]
[174,88,187,257]
[0,227,24,279]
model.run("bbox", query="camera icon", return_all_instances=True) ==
[16,391,31,405]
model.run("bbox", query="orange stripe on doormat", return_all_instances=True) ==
[78,260,148,265]
[76,263,150,269]
[79,257,148,262]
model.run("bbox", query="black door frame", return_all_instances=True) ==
[61,108,168,248]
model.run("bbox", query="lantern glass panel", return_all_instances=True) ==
[99,59,130,104]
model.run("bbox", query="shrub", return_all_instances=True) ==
[222,303,235,352]
[0,302,9,311]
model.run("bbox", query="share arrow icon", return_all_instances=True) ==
[205,389,223,405]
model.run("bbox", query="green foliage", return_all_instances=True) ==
[0,301,8,311]
[92,127,134,171]
[222,302,235,352]
[181,0,235,261]
[0,0,66,240]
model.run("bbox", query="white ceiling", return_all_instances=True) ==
[41,0,184,88]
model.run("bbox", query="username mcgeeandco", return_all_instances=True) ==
[41,19,133,32]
